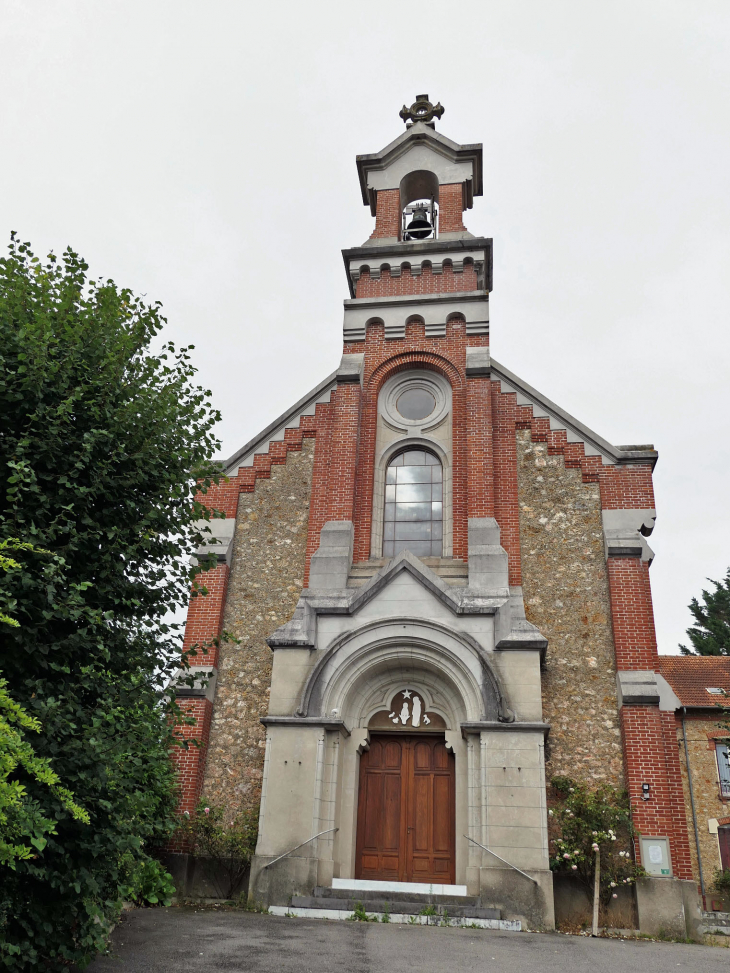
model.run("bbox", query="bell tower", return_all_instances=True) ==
[321,95,495,570]
[344,94,491,343]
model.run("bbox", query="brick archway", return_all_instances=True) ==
[353,349,467,562]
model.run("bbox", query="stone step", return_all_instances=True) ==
[702,911,730,927]
[293,895,500,919]
[272,903,520,930]
[313,886,480,908]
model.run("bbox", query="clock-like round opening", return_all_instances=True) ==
[396,388,436,421]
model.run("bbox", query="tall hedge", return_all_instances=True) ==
[0,234,222,969]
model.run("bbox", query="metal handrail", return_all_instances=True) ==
[261,827,339,870]
[463,834,538,885]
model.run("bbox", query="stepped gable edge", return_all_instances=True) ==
[196,360,657,519]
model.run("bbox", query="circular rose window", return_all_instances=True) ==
[396,388,436,421]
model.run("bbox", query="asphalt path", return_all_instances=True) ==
[86,908,728,973]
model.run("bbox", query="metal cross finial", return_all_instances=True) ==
[399,94,445,126]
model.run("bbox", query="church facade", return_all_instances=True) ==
[172,97,702,932]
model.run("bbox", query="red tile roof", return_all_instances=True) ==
[659,656,730,708]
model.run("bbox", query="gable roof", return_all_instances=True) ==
[355,120,483,212]
[659,656,730,708]
[220,360,657,477]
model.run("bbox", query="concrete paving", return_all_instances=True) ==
[85,907,730,973]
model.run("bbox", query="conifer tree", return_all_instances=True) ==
[679,569,730,656]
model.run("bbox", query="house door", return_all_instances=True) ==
[719,826,730,872]
[355,734,455,884]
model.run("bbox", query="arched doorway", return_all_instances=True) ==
[355,690,455,884]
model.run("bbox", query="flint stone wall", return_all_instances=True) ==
[202,439,314,812]
[516,429,624,788]
[676,718,728,889]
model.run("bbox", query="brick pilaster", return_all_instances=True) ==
[661,712,695,882]
[304,402,334,586]
[491,384,522,585]
[619,706,694,880]
[171,561,230,822]
[171,698,214,815]
[438,183,467,234]
[370,189,401,239]
[606,558,658,671]
[326,383,363,522]
[182,563,230,668]
[466,375,494,519]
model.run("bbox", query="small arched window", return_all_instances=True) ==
[383,449,443,557]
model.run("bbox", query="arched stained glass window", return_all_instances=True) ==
[383,449,443,557]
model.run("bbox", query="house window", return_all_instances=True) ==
[383,449,443,557]
[717,743,730,798]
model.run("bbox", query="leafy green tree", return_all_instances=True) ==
[1,672,89,867]
[679,569,730,656]
[0,233,223,969]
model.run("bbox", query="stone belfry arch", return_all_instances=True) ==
[173,95,687,934]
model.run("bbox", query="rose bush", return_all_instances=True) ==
[549,776,644,907]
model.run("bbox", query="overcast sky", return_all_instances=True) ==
[2,1,729,656]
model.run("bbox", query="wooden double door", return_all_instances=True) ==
[355,734,455,884]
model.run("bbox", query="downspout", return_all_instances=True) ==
[681,708,705,901]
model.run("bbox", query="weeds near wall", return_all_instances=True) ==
[347,901,378,922]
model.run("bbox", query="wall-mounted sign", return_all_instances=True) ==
[639,836,671,877]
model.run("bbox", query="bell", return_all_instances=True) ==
[405,203,432,240]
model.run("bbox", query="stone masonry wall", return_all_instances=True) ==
[676,717,729,889]
[202,440,314,812]
[515,429,624,788]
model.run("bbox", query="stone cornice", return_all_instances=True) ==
[260,716,350,736]
[460,721,551,739]
[342,237,492,297]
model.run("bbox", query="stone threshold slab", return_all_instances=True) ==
[332,878,468,896]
